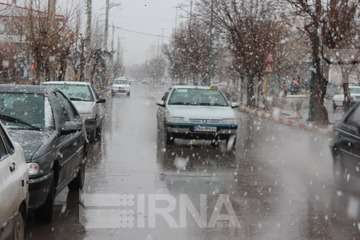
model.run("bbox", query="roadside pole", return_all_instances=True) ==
[85,0,92,82]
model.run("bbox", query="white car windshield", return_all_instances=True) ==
[47,84,94,102]
[350,87,360,94]
[114,80,129,85]
[168,88,229,107]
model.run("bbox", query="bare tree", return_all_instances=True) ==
[198,0,284,107]
[164,19,212,85]
[11,0,78,84]
[286,0,360,123]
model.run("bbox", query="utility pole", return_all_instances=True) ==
[48,0,56,27]
[104,0,110,51]
[111,24,115,52]
[189,0,193,29]
[85,0,92,50]
[84,0,92,82]
[47,0,56,81]
[206,0,214,86]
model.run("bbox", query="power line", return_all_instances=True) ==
[113,25,170,39]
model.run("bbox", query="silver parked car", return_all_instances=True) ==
[42,81,106,142]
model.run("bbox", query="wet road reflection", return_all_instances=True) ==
[27,84,360,240]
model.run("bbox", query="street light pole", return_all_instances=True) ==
[207,0,214,86]
[85,0,92,50]
[104,0,110,51]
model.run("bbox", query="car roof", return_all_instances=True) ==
[171,85,216,90]
[0,84,53,95]
[42,81,91,86]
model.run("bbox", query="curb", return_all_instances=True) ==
[239,105,334,135]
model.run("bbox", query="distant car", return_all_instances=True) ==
[0,85,87,223]
[0,123,27,240]
[156,86,239,149]
[332,85,360,110]
[42,81,106,142]
[331,103,360,192]
[112,78,131,96]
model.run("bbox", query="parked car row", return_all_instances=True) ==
[0,82,106,240]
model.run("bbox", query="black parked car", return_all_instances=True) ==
[0,85,87,223]
[331,103,360,190]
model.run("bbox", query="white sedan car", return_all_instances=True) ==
[112,78,131,96]
[332,85,360,110]
[157,86,239,149]
[0,123,28,240]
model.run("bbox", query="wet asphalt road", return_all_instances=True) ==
[28,84,360,240]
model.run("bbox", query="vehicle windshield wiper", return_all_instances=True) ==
[169,102,191,105]
[0,114,41,131]
[70,97,86,101]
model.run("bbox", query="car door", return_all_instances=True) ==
[0,126,19,228]
[336,105,360,179]
[157,91,170,127]
[52,91,84,191]
[90,85,104,124]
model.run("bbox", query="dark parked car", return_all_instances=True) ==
[331,102,360,191]
[0,85,87,223]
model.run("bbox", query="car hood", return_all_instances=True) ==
[113,84,130,88]
[72,101,96,114]
[7,130,53,162]
[167,105,235,120]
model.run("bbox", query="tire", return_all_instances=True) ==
[88,129,97,144]
[35,174,56,223]
[96,126,102,141]
[226,136,237,151]
[68,164,85,191]
[13,213,25,240]
[127,92,131,97]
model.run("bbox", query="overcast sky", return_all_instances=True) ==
[60,0,183,66]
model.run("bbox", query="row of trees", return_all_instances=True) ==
[2,0,125,87]
[164,0,360,124]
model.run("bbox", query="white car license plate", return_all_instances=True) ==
[194,126,217,132]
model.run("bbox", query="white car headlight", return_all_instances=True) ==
[221,118,237,125]
[27,163,41,176]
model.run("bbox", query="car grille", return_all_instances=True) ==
[189,119,220,124]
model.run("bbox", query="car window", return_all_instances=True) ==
[54,92,73,125]
[114,80,129,85]
[90,86,99,100]
[168,88,229,107]
[0,125,12,156]
[0,92,45,129]
[162,92,169,102]
[0,135,7,160]
[350,87,360,94]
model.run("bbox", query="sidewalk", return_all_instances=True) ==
[239,95,335,135]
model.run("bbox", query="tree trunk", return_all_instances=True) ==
[247,76,256,107]
[308,41,329,124]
